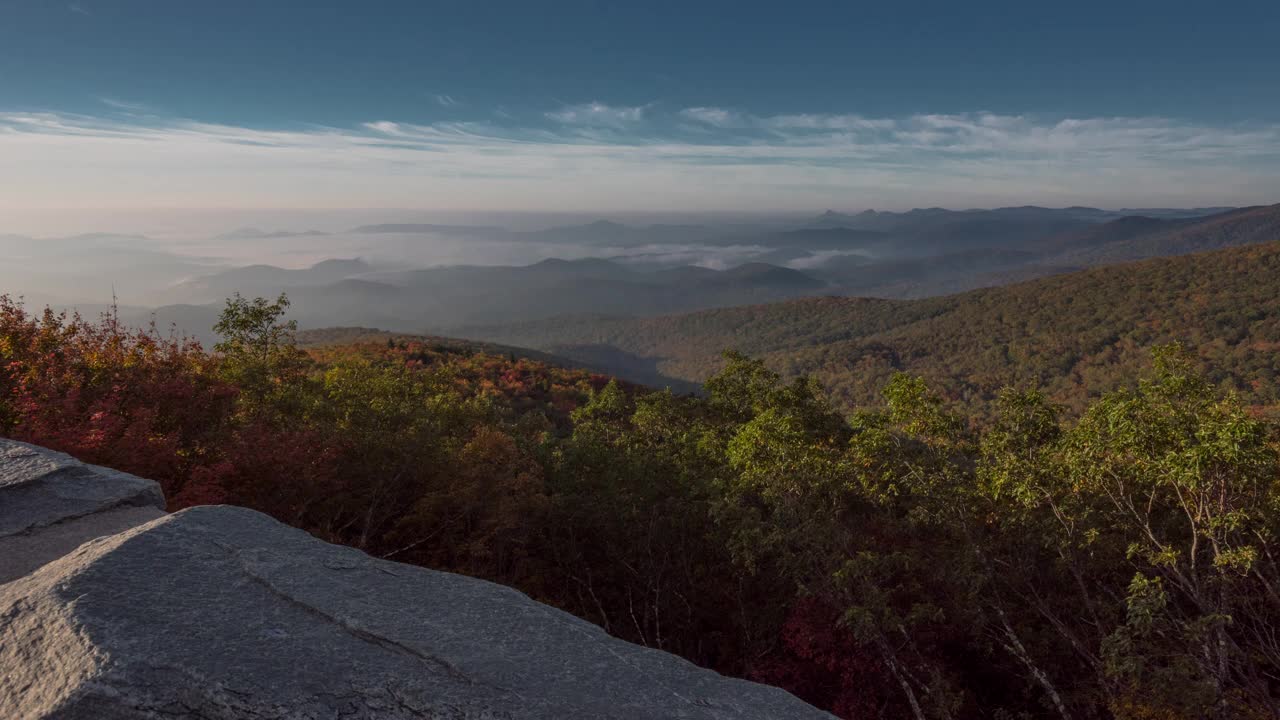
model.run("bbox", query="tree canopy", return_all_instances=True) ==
[3,294,1278,719]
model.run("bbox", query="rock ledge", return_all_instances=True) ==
[0,440,831,719]
[0,439,165,584]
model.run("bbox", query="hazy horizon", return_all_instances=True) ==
[0,202,1259,241]
[1,201,1266,336]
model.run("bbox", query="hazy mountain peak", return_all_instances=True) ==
[809,210,865,227]
[216,227,329,240]
[310,258,370,273]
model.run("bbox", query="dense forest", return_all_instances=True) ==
[463,240,1280,420]
[3,291,1279,718]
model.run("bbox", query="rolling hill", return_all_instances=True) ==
[159,258,375,304]
[807,203,1280,299]
[16,204,1278,371]
[1047,204,1280,264]
[455,240,1280,418]
[106,258,827,352]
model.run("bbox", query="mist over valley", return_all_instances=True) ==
[6,203,1269,355]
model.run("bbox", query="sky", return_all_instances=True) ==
[2,0,1279,218]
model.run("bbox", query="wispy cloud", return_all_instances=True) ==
[68,2,90,16]
[97,96,153,113]
[434,94,460,108]
[546,102,646,128]
[680,107,895,133]
[1,106,1278,211]
[679,107,740,128]
[761,114,896,132]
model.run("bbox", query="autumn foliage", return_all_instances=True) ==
[3,293,1280,720]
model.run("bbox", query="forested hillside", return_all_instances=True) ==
[296,326,585,369]
[295,326,702,392]
[3,291,1280,719]
[1048,204,1280,264]
[461,240,1280,418]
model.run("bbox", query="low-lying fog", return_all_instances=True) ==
[0,203,1246,346]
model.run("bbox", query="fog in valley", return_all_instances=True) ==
[0,202,1260,349]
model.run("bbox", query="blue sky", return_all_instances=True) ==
[2,0,1279,212]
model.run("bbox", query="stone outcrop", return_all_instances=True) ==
[0,439,166,584]
[0,440,833,719]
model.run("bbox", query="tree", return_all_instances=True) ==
[1066,346,1280,719]
[213,293,306,410]
[979,345,1280,719]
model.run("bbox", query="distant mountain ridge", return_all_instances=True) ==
[804,203,1280,298]
[9,202,1276,356]
[806,204,1237,231]
[1046,204,1280,264]
[454,239,1280,417]
[214,227,330,240]
[344,205,1236,255]
[111,256,830,347]
[160,258,375,304]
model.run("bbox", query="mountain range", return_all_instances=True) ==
[454,238,1280,417]
[114,256,828,347]
[7,203,1279,369]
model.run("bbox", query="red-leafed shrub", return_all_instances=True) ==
[751,597,896,719]
[0,297,236,500]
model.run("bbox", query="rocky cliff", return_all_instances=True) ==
[0,438,833,719]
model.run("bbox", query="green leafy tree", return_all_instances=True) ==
[1067,346,1280,719]
[213,293,307,410]
[979,345,1280,719]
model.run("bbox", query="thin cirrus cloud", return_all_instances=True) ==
[1,102,1278,210]
[545,102,647,127]
[97,96,156,114]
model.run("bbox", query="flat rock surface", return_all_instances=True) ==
[0,505,166,585]
[0,439,166,584]
[1,504,833,719]
[0,439,165,537]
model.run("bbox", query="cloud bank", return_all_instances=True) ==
[2,104,1278,211]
